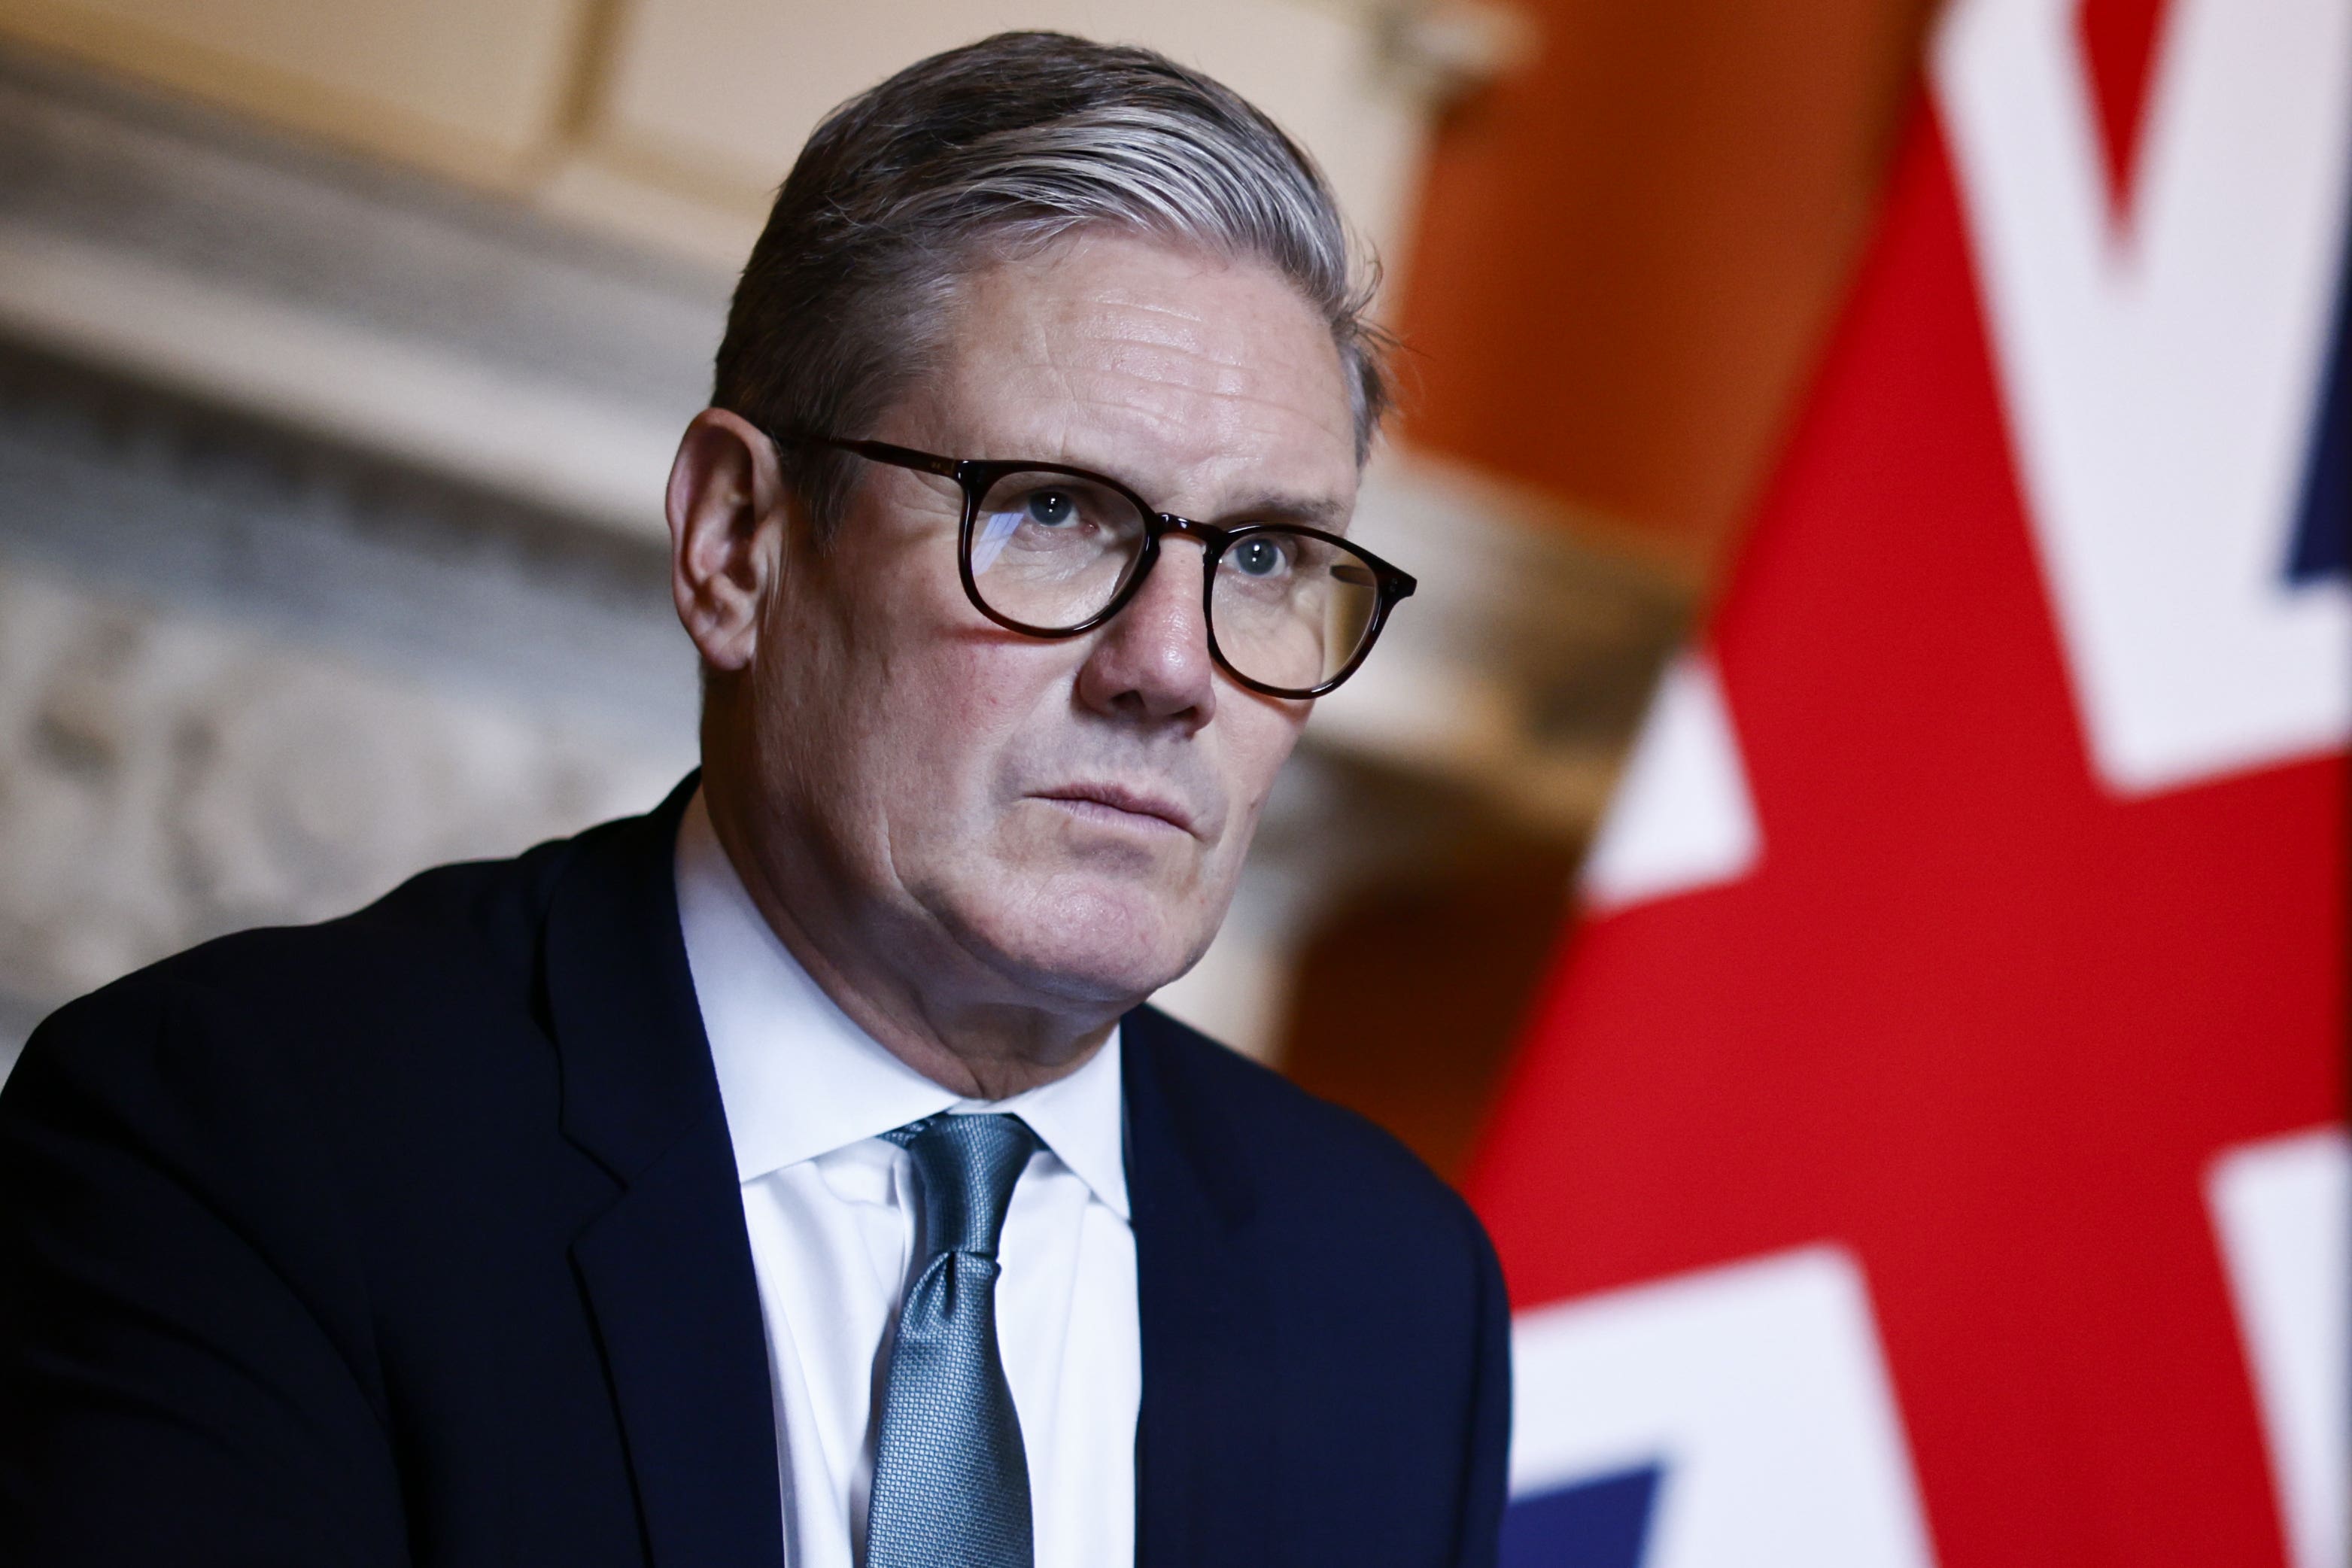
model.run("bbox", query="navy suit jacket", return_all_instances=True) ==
[0,782,1509,1566]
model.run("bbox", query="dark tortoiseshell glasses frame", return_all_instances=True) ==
[778,433,1417,700]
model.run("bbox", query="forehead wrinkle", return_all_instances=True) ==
[986,327,1347,462]
[936,239,1357,506]
[1076,293,1348,425]
[997,376,1347,506]
[1077,296,1254,381]
[1058,330,1354,461]
[1094,338,1251,408]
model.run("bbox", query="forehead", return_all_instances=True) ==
[914,232,1360,512]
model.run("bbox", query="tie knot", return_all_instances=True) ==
[885,1113,1038,1260]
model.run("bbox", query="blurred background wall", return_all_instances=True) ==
[0,0,1929,1178]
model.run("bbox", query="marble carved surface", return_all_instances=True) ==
[0,564,686,1074]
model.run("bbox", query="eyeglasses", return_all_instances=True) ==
[781,434,1416,699]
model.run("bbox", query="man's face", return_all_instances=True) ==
[745,232,1358,1012]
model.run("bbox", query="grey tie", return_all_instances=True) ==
[865,1113,1040,1568]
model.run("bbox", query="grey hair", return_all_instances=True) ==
[711,31,1390,540]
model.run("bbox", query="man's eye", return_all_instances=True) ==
[1025,490,1079,527]
[1229,537,1290,578]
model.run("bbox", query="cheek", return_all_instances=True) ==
[1218,697,1310,831]
[754,563,962,843]
[883,640,1075,831]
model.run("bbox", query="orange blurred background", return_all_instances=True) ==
[0,0,1942,1181]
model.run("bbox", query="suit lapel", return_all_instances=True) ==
[1123,1009,1279,1568]
[545,792,1270,1568]
[546,778,783,1568]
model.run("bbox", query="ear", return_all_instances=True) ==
[667,408,790,673]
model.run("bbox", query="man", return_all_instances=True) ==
[0,32,1509,1568]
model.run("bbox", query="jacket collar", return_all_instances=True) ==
[542,778,1278,1568]
[545,773,784,1568]
[1123,1006,1280,1568]
[546,773,716,1181]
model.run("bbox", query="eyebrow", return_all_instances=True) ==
[1204,489,1354,530]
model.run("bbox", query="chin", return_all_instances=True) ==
[944,868,1222,1009]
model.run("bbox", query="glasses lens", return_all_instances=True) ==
[968,470,1148,631]
[1209,529,1383,693]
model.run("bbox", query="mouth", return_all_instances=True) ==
[1032,781,1200,837]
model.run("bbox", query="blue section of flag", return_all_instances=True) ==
[2286,204,2349,584]
[1499,1463,1664,1568]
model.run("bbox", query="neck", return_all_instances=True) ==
[699,773,1116,1102]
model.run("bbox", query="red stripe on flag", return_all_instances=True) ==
[1468,103,2342,1567]
[2076,0,2174,224]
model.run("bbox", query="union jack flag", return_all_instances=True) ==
[1474,2,2350,1563]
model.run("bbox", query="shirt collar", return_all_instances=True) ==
[673,788,1128,1219]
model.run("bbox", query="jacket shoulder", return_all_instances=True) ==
[8,828,589,1122]
[1122,1004,1512,1566]
[1125,1004,1492,1260]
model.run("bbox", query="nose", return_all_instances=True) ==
[1074,535,1218,729]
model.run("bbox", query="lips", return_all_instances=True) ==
[1033,781,1200,837]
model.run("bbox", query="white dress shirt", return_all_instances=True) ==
[673,790,1141,1568]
